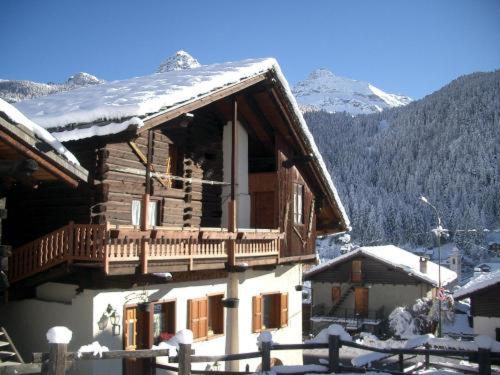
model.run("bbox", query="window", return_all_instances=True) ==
[188,295,224,340]
[252,293,288,333]
[131,199,160,227]
[152,301,176,344]
[293,183,304,224]
[351,260,363,283]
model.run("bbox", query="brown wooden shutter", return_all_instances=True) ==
[199,298,208,339]
[188,299,199,339]
[280,293,288,327]
[252,295,262,333]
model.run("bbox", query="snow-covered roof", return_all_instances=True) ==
[305,245,457,286]
[0,98,80,165]
[13,57,350,229]
[454,269,500,299]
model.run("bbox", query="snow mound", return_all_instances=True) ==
[307,324,352,343]
[46,326,72,344]
[77,341,109,357]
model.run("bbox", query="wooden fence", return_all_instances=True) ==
[33,333,495,375]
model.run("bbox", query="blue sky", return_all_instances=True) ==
[1,0,499,99]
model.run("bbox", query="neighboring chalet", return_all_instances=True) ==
[454,269,500,341]
[0,99,88,296]
[0,58,349,374]
[0,99,87,367]
[304,245,457,333]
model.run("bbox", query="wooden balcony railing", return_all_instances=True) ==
[9,223,283,283]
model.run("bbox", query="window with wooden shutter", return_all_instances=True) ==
[280,293,288,327]
[208,294,224,336]
[188,298,208,340]
[252,295,262,333]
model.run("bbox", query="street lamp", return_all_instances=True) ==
[420,196,447,337]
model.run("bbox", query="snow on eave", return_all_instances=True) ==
[267,68,350,231]
[454,269,500,299]
[304,245,456,286]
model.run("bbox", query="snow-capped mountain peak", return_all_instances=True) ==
[293,69,411,115]
[66,72,104,87]
[156,50,201,73]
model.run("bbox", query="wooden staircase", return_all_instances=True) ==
[328,285,355,316]
[0,327,23,367]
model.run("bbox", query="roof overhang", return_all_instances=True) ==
[0,116,88,187]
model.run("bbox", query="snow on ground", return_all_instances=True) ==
[442,313,473,336]
[305,245,457,286]
[0,98,80,164]
[454,269,500,299]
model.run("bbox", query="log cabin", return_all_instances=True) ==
[0,58,349,373]
[304,245,457,334]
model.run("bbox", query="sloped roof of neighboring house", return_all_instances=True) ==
[0,98,88,186]
[304,245,457,286]
[454,269,500,299]
[13,57,349,230]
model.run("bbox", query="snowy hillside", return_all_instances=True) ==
[156,50,201,73]
[307,70,499,256]
[0,72,104,103]
[293,69,411,115]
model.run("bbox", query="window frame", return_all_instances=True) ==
[252,292,288,333]
[188,293,225,342]
[293,182,304,225]
[130,196,162,227]
[151,300,176,345]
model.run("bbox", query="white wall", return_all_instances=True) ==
[473,316,500,339]
[222,120,250,229]
[0,265,303,374]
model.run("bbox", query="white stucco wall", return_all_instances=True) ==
[473,316,500,339]
[0,265,303,374]
[222,120,250,229]
[312,281,431,316]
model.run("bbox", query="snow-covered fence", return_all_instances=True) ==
[34,326,497,375]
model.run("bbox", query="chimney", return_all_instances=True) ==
[419,257,428,274]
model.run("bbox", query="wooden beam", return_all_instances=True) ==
[0,129,79,188]
[139,73,267,133]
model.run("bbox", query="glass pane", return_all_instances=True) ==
[127,321,135,346]
[148,201,158,226]
[131,200,141,226]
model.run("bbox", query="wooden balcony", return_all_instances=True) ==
[8,223,283,283]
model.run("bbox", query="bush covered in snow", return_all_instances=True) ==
[389,297,454,338]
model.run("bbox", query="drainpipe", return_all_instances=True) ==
[225,98,240,371]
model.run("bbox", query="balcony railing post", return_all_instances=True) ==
[67,221,74,260]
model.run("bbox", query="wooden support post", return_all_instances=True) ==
[328,334,341,373]
[398,353,404,373]
[141,193,150,231]
[424,343,430,369]
[178,343,192,375]
[46,343,67,375]
[140,236,148,274]
[478,348,491,375]
[261,341,271,372]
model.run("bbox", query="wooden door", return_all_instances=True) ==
[351,260,363,283]
[354,287,369,317]
[252,192,275,229]
[123,306,150,375]
[332,286,341,304]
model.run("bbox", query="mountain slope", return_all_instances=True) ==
[0,72,104,103]
[156,50,201,73]
[306,70,499,257]
[293,69,411,115]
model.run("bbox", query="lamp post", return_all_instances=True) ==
[420,196,445,337]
